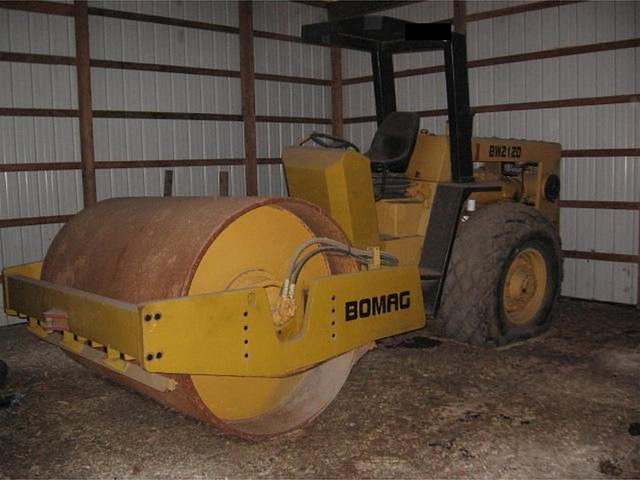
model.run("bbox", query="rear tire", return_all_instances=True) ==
[437,203,562,346]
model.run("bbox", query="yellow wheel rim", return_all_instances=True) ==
[502,247,548,326]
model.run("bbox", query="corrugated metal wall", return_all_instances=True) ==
[253,0,330,196]
[1,0,637,329]
[0,0,329,326]
[342,0,639,305]
[0,7,80,327]
[89,0,246,199]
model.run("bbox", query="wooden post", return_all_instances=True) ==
[74,0,96,206]
[453,0,467,34]
[637,202,640,309]
[330,47,343,137]
[238,1,257,196]
[163,170,173,197]
[219,171,230,197]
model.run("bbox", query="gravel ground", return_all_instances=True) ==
[1,298,639,479]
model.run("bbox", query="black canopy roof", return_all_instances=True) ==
[302,15,453,53]
[301,15,474,184]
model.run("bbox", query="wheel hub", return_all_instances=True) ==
[503,248,548,326]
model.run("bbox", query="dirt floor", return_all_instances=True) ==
[0,298,639,479]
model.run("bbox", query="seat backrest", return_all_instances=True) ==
[365,112,420,173]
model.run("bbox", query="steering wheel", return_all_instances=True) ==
[303,132,360,152]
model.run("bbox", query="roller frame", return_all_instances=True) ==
[4,261,425,378]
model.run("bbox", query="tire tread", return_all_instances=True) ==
[437,203,563,346]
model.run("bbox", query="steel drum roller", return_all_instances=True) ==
[42,197,366,437]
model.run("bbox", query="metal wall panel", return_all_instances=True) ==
[466,1,537,15]
[0,8,76,56]
[466,0,640,304]
[95,0,238,25]
[0,8,80,325]
[88,1,246,199]
[253,1,329,196]
[0,1,329,326]
[342,1,639,304]
[87,0,329,200]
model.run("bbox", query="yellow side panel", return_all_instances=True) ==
[4,271,142,358]
[6,261,425,377]
[141,266,425,377]
[3,261,43,315]
[472,137,562,225]
[377,200,429,237]
[472,137,562,165]
[405,134,451,182]
[380,236,424,266]
[283,146,380,249]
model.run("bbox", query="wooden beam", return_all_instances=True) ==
[420,95,635,119]
[637,201,640,308]
[0,53,331,86]
[327,1,421,20]
[0,215,73,229]
[469,38,640,69]
[562,250,639,264]
[91,58,239,78]
[0,1,74,16]
[343,38,640,85]
[0,107,331,124]
[0,51,75,65]
[0,107,77,117]
[219,171,230,197]
[257,157,283,165]
[559,200,640,210]
[87,6,238,34]
[344,94,640,123]
[465,0,581,22]
[163,170,173,197]
[253,30,311,45]
[92,110,244,122]
[561,148,640,158]
[453,0,466,34]
[239,1,258,196]
[331,47,343,137]
[88,6,317,46]
[254,72,330,86]
[94,60,329,86]
[0,158,284,172]
[0,162,81,172]
[95,159,245,169]
[293,1,329,8]
[255,114,331,124]
[5,150,639,174]
[74,0,96,207]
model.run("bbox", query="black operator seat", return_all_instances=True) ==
[366,111,420,173]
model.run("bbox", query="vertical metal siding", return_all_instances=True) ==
[88,1,245,199]
[0,8,80,325]
[466,2,640,304]
[0,1,332,325]
[342,48,375,151]
[252,1,329,196]
[466,1,538,15]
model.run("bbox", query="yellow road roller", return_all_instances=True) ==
[2,16,562,438]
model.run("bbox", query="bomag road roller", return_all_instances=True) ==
[2,16,562,438]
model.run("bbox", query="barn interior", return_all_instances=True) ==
[0,0,638,478]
